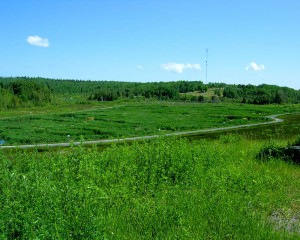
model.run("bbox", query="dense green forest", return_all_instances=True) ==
[0,77,299,109]
[222,84,300,104]
[0,78,51,109]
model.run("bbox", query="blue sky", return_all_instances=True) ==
[0,0,299,89]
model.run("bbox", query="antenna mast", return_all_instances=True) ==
[205,48,208,84]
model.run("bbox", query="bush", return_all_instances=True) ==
[256,143,284,160]
[257,140,300,164]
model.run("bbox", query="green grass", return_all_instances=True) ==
[187,112,300,142]
[1,101,300,238]
[1,101,300,145]
[1,136,300,239]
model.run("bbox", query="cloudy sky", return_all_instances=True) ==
[0,0,299,89]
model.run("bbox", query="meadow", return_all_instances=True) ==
[0,101,300,145]
[1,101,300,239]
[1,136,300,239]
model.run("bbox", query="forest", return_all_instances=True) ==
[0,77,299,109]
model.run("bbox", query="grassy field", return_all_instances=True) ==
[1,101,300,238]
[1,136,300,239]
[1,101,300,145]
[188,112,300,142]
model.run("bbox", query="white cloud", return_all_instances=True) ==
[246,62,265,71]
[26,35,49,47]
[161,62,201,73]
[137,65,144,70]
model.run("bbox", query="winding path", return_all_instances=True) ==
[0,114,285,149]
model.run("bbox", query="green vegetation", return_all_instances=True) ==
[1,102,299,145]
[0,79,51,109]
[0,77,207,106]
[257,136,300,163]
[0,77,300,110]
[1,136,300,239]
[0,76,300,238]
[222,84,300,104]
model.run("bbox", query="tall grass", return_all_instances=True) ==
[1,102,300,145]
[0,137,299,239]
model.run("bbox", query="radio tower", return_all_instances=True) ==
[205,48,208,84]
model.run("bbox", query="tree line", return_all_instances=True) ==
[0,78,51,109]
[222,84,300,104]
[0,77,299,109]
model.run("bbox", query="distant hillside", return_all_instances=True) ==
[0,77,299,109]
